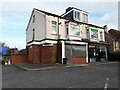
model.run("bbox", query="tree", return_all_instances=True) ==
[0,42,7,46]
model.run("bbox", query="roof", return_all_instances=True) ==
[19,49,27,55]
[63,7,89,15]
[9,48,19,53]
[26,8,104,31]
[108,29,120,40]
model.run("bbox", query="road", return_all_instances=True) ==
[2,62,119,88]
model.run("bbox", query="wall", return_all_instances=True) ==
[71,57,86,64]
[11,55,27,64]
[41,44,57,64]
[46,15,66,40]
[27,44,41,63]
[27,44,57,64]
[26,9,46,46]
[35,10,46,41]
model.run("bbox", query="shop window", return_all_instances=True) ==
[72,46,86,58]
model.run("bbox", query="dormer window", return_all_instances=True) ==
[74,11,80,20]
[83,14,88,23]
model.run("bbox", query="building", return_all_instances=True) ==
[26,7,109,64]
[105,26,120,52]
[9,48,19,55]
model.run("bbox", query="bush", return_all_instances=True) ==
[109,51,120,61]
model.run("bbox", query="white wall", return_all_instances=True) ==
[35,10,46,41]
[45,15,66,40]
[26,9,46,46]
[26,11,35,44]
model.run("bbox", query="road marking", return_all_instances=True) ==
[104,78,109,90]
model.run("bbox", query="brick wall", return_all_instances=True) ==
[11,55,27,64]
[41,44,57,64]
[27,45,41,63]
[71,57,86,64]
[27,44,57,64]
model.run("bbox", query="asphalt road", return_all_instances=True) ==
[2,62,119,88]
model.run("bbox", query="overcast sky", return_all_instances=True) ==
[0,0,119,50]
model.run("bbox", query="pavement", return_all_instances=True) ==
[13,61,118,71]
[14,62,89,71]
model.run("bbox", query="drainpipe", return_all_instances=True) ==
[61,40,65,64]
[86,43,89,63]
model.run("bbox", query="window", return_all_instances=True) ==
[33,29,35,40]
[100,31,103,40]
[83,14,88,22]
[65,23,69,35]
[90,28,98,39]
[69,24,80,37]
[33,15,35,23]
[72,45,86,58]
[52,21,57,35]
[86,29,90,39]
[74,11,80,20]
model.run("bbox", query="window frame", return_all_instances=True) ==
[83,14,88,23]
[90,28,98,40]
[74,11,80,21]
[51,21,57,35]
[33,15,35,23]
[100,31,103,41]
[69,23,80,37]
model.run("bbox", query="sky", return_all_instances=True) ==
[0,0,119,50]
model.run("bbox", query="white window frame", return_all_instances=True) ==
[74,11,80,21]
[51,21,57,35]
[69,23,80,37]
[100,31,103,41]
[83,14,88,23]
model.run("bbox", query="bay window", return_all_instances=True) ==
[69,24,80,37]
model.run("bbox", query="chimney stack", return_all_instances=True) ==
[103,25,108,33]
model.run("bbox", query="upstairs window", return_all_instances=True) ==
[100,31,103,40]
[83,14,88,23]
[90,28,98,39]
[74,11,80,20]
[52,21,57,35]
[65,23,69,35]
[86,29,90,39]
[69,24,80,37]
[33,15,35,23]
[32,29,35,40]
